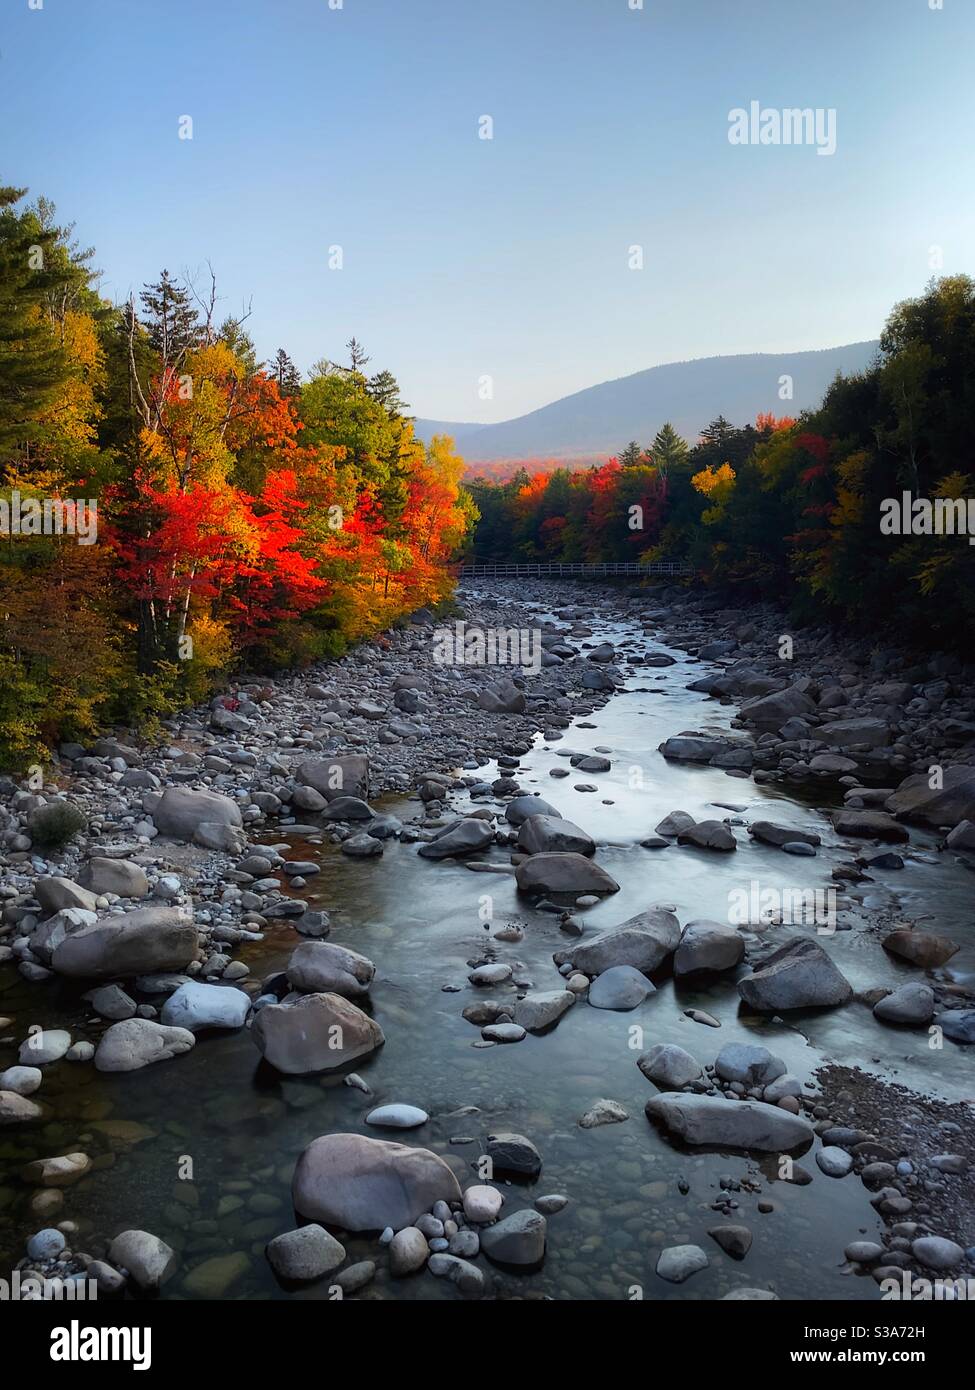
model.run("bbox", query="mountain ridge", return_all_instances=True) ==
[414,341,880,463]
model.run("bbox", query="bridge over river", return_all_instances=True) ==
[458,560,694,579]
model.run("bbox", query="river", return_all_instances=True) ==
[1,584,972,1300]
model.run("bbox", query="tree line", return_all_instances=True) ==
[467,276,975,652]
[0,185,476,769]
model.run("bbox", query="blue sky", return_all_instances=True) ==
[2,0,973,423]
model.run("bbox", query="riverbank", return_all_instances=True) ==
[1,576,973,1301]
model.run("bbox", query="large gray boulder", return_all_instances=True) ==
[637,1044,703,1089]
[558,908,680,977]
[873,983,935,1025]
[512,990,575,1032]
[151,787,242,841]
[658,736,735,763]
[107,1231,177,1291]
[677,820,737,851]
[50,907,198,979]
[159,981,251,1032]
[35,877,98,915]
[78,858,149,898]
[297,755,369,803]
[714,1043,786,1086]
[505,796,561,826]
[418,818,495,859]
[886,766,975,827]
[251,992,384,1074]
[286,941,375,997]
[739,688,816,732]
[477,680,526,714]
[588,965,655,1010]
[674,920,745,976]
[292,1133,461,1231]
[646,1093,815,1152]
[518,814,594,856]
[819,717,891,749]
[480,1210,547,1267]
[738,937,852,1011]
[515,853,620,896]
[832,809,909,842]
[94,1019,196,1072]
[748,822,821,849]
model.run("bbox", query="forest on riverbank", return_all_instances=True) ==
[0,185,476,769]
[468,276,975,654]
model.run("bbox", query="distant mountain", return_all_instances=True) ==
[413,342,879,466]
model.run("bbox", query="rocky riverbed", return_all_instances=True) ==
[1,578,974,1301]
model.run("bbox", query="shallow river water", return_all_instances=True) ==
[1,595,972,1300]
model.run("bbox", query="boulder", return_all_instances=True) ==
[51,907,198,979]
[646,1093,815,1152]
[560,908,680,977]
[266,1225,346,1282]
[674,920,745,976]
[512,990,575,1032]
[159,981,251,1032]
[515,853,620,896]
[738,937,853,1011]
[505,796,561,826]
[78,858,149,898]
[939,1010,975,1044]
[882,928,959,969]
[832,810,909,842]
[657,1244,709,1283]
[739,688,816,732]
[251,992,384,1074]
[418,818,495,858]
[714,1043,786,1086]
[286,941,376,998]
[106,1230,177,1291]
[152,788,242,841]
[480,1210,546,1267]
[748,822,821,849]
[588,965,655,1010]
[94,1019,195,1072]
[873,983,935,1025]
[518,814,594,856]
[945,819,975,851]
[297,755,369,803]
[18,1029,72,1065]
[677,820,737,851]
[0,1091,42,1125]
[819,717,891,749]
[885,766,975,827]
[485,1132,542,1178]
[292,1133,461,1231]
[658,736,736,763]
[637,1044,703,1089]
[389,1226,430,1276]
[321,796,375,821]
[477,680,526,714]
[654,811,696,837]
[35,877,98,915]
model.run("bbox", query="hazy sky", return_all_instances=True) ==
[3,0,973,423]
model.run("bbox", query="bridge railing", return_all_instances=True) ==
[458,560,694,577]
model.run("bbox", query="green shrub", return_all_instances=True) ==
[28,800,87,848]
